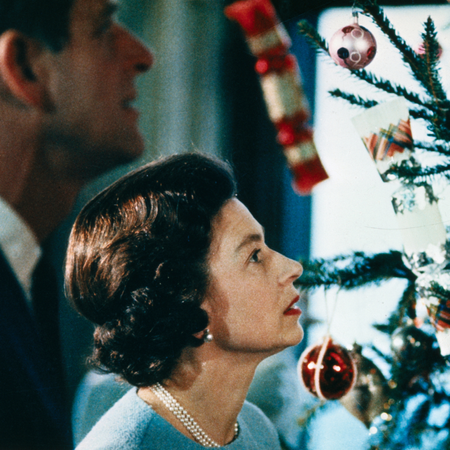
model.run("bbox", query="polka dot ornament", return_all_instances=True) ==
[329,15,377,70]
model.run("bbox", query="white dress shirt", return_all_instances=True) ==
[0,196,41,308]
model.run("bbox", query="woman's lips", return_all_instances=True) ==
[284,296,301,316]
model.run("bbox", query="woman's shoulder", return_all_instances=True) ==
[75,390,281,450]
[240,400,275,428]
[234,401,282,450]
[75,388,157,450]
[75,388,206,450]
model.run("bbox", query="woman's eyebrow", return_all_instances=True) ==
[235,230,265,254]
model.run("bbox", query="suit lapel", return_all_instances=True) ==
[0,249,72,447]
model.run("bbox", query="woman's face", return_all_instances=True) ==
[203,198,304,356]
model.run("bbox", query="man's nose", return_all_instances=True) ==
[117,25,154,73]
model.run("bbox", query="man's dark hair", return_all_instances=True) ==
[0,0,75,51]
[65,152,237,387]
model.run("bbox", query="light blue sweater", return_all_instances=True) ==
[76,388,282,449]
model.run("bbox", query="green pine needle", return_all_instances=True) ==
[328,89,379,108]
[421,17,446,105]
[414,141,450,155]
[298,0,450,181]
[385,161,450,183]
[296,251,416,291]
[297,19,328,54]
[354,0,426,89]
[348,70,433,111]
[329,90,435,123]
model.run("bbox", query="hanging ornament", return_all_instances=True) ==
[414,41,443,59]
[298,335,357,400]
[339,344,389,427]
[224,0,328,195]
[352,97,450,357]
[391,324,437,374]
[329,12,377,70]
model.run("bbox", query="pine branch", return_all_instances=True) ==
[369,343,393,364]
[328,89,378,108]
[297,19,328,54]
[385,161,450,183]
[329,89,434,121]
[428,282,450,303]
[349,70,432,109]
[420,17,450,140]
[297,17,435,110]
[371,396,404,449]
[409,399,432,445]
[355,0,450,141]
[445,415,450,445]
[414,140,450,156]
[409,107,437,122]
[298,10,444,136]
[421,17,447,105]
[354,0,428,93]
[296,251,416,291]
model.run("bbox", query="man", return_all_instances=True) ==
[0,0,153,448]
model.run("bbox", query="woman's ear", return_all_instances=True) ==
[0,31,49,108]
[193,329,213,343]
[193,330,205,340]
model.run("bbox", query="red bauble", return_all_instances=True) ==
[329,22,377,70]
[298,336,357,400]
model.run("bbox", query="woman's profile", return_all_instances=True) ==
[65,152,303,449]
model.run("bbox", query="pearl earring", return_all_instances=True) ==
[203,328,213,343]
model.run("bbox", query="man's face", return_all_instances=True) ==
[44,0,153,180]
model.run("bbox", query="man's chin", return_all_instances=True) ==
[58,140,145,182]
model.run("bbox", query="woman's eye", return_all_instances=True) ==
[250,249,262,263]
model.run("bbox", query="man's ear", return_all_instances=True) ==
[0,31,49,108]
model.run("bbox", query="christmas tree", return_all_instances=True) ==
[224,0,450,448]
[294,1,450,449]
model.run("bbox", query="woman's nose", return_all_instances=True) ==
[289,258,303,281]
[278,253,303,283]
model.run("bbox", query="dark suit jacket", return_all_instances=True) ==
[0,250,72,450]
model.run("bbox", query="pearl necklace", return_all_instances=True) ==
[151,382,239,448]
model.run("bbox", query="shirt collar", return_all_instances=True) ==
[0,196,41,301]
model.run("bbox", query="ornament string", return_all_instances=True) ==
[298,287,357,401]
[314,289,343,399]
[314,335,331,400]
[323,288,341,335]
[351,1,362,21]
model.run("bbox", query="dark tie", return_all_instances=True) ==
[29,251,73,449]
[31,252,66,395]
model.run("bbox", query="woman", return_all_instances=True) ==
[66,152,303,449]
